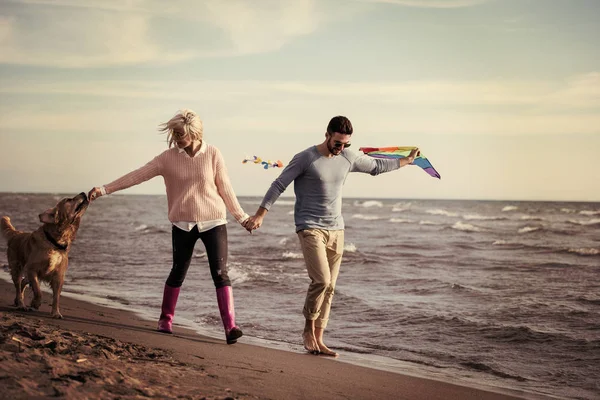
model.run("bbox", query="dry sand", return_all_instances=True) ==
[0,279,534,400]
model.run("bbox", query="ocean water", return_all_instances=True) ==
[0,193,598,399]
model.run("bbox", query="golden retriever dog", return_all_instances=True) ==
[1,192,89,318]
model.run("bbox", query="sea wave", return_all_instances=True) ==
[576,296,600,306]
[389,218,411,223]
[282,251,303,259]
[462,214,506,221]
[502,205,518,212]
[566,248,600,256]
[134,224,168,234]
[520,215,544,221]
[351,214,383,220]
[580,210,600,216]
[353,200,383,208]
[451,221,482,232]
[561,208,577,214]
[459,362,527,381]
[426,209,458,217]
[567,218,600,226]
[492,240,510,246]
[227,262,271,285]
[518,226,541,234]
[344,243,357,253]
[392,202,412,212]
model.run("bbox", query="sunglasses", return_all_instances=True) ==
[332,141,351,149]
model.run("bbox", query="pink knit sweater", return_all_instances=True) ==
[104,143,247,223]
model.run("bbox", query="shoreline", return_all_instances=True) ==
[0,279,545,399]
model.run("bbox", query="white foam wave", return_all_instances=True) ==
[518,226,540,234]
[579,210,600,216]
[392,202,412,212]
[344,243,357,252]
[567,218,600,226]
[228,268,251,284]
[287,210,294,215]
[492,240,508,245]
[567,248,600,256]
[426,209,458,217]
[419,220,441,225]
[282,251,303,259]
[389,218,411,223]
[279,238,290,245]
[351,214,382,220]
[451,221,482,232]
[502,206,518,212]
[135,224,148,231]
[354,200,383,208]
[561,208,576,214]
[228,262,270,284]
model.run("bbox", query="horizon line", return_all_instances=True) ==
[0,191,598,204]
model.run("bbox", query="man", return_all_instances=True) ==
[244,116,419,356]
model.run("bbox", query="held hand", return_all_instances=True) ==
[407,148,420,164]
[88,187,103,201]
[241,218,253,233]
[244,215,264,232]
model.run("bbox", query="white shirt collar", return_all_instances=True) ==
[177,141,206,157]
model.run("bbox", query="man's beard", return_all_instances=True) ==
[327,140,342,156]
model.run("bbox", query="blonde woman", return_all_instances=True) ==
[88,109,248,344]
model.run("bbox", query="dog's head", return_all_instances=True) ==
[39,192,90,239]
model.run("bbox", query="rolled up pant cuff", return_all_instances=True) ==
[303,308,320,321]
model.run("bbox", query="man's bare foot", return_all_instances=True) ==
[302,331,320,355]
[317,341,339,357]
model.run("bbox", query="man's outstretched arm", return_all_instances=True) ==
[244,150,310,231]
[350,148,420,175]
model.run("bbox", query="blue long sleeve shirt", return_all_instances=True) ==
[260,146,400,232]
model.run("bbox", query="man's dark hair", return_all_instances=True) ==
[327,116,353,135]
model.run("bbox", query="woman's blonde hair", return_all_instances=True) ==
[159,109,203,147]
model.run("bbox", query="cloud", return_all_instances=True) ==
[357,0,492,8]
[1,73,598,136]
[5,73,597,110]
[0,0,322,67]
[0,8,193,67]
[202,0,319,55]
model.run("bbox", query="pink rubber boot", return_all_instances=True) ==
[157,284,180,334]
[216,286,243,344]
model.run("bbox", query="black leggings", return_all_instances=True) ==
[166,224,231,289]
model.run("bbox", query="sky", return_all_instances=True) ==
[0,0,599,202]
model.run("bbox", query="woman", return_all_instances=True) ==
[88,109,248,344]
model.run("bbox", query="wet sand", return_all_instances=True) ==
[0,279,533,399]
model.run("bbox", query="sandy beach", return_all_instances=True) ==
[0,279,538,400]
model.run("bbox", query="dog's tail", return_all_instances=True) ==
[1,216,19,241]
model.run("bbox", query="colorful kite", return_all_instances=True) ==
[243,156,284,170]
[359,146,441,179]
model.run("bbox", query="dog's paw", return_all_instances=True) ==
[51,312,63,319]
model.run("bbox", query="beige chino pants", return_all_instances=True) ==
[297,228,344,329]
